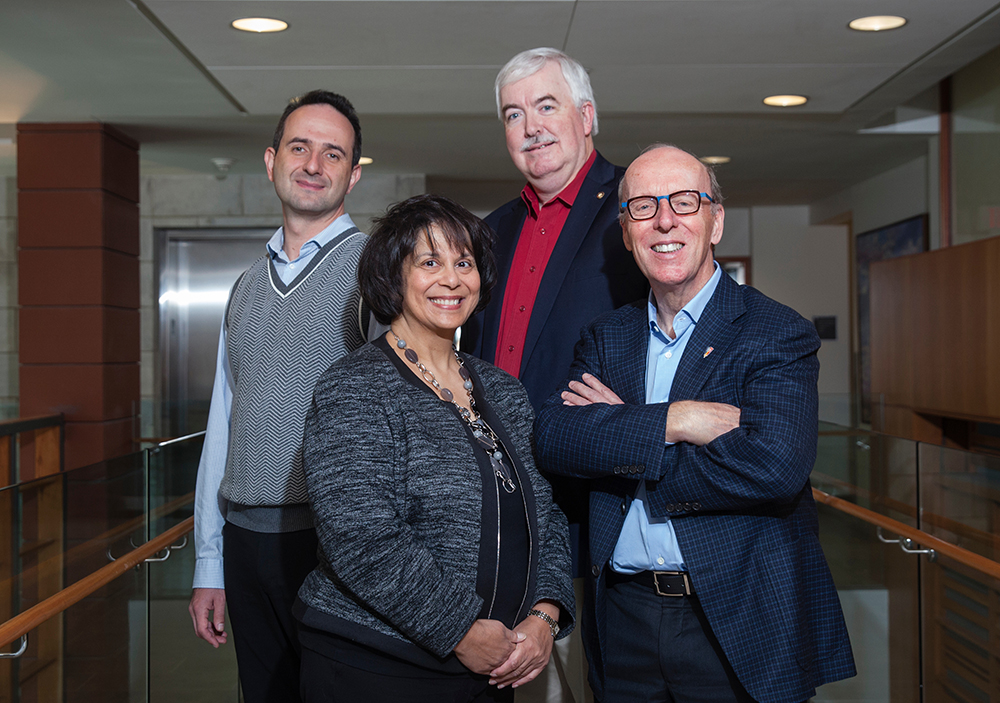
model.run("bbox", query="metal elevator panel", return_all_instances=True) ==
[158,228,274,437]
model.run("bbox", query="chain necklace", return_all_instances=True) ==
[390,330,516,493]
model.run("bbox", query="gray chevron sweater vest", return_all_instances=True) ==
[220,228,366,510]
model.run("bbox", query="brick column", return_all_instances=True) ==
[17,123,140,471]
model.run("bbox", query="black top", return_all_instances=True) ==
[375,335,531,629]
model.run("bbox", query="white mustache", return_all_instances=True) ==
[520,134,557,152]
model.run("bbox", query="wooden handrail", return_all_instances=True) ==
[0,517,193,649]
[811,470,1000,552]
[0,491,195,595]
[0,415,63,438]
[812,488,1000,582]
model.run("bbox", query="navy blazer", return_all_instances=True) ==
[462,151,647,411]
[535,272,856,703]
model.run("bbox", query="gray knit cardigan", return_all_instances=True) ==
[298,342,574,661]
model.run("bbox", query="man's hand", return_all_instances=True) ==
[189,588,228,647]
[561,373,624,406]
[665,400,740,446]
[454,619,524,675]
[489,603,558,689]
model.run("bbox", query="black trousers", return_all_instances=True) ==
[604,579,756,703]
[223,522,318,703]
[299,631,514,703]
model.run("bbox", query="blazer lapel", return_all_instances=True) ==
[669,272,745,402]
[601,302,649,405]
[482,203,528,360]
[520,153,618,376]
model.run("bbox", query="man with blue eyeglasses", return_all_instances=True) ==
[535,144,855,702]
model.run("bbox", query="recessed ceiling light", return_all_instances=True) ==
[358,157,373,166]
[699,156,731,165]
[763,94,808,107]
[849,15,907,32]
[231,17,288,33]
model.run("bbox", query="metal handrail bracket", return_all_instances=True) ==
[0,635,27,659]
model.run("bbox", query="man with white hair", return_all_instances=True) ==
[463,48,646,702]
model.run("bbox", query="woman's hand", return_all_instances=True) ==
[454,619,524,675]
[489,603,559,689]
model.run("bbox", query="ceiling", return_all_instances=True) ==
[2,0,1000,207]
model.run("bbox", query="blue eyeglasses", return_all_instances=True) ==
[620,191,715,220]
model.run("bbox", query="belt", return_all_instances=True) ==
[605,569,693,597]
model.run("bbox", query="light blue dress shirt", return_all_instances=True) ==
[193,215,359,589]
[610,263,722,574]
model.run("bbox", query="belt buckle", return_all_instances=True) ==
[652,570,690,597]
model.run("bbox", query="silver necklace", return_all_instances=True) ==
[391,330,516,493]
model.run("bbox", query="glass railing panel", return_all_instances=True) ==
[812,427,922,703]
[146,433,203,542]
[918,443,1000,703]
[0,449,148,702]
[0,453,151,703]
[812,503,923,703]
[137,400,210,445]
[64,554,148,703]
[63,452,148,592]
[819,393,856,428]
[145,432,239,702]
[147,548,240,703]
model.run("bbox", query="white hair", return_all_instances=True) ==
[494,47,599,136]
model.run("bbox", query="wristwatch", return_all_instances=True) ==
[528,609,559,638]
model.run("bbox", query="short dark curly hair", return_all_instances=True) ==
[358,194,497,326]
[272,90,362,167]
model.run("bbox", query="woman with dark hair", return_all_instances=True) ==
[295,194,574,702]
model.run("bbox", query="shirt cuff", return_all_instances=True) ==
[193,558,225,590]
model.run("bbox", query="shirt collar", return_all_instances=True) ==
[266,213,358,263]
[520,149,598,217]
[647,263,723,341]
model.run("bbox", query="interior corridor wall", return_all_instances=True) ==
[139,172,426,434]
[0,177,15,414]
[750,206,851,424]
[810,153,935,247]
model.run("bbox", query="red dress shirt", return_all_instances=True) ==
[495,151,598,376]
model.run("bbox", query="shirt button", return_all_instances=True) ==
[529,266,536,273]
[508,345,514,352]
[657,557,665,566]
[519,306,525,312]
[664,351,672,359]
[592,565,600,577]
[289,263,296,269]
[540,228,546,235]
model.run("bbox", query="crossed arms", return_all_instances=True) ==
[535,311,821,516]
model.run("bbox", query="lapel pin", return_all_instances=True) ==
[703,346,714,358]
[596,191,605,199]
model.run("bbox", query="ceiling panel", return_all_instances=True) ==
[0,0,236,121]
[568,0,998,66]
[148,1,572,70]
[589,64,900,113]
[211,66,502,113]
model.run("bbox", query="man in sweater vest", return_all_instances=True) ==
[188,90,368,702]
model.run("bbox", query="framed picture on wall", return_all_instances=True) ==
[717,257,751,286]
[855,214,928,423]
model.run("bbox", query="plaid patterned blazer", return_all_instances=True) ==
[535,272,855,703]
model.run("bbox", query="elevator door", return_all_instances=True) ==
[159,229,274,437]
